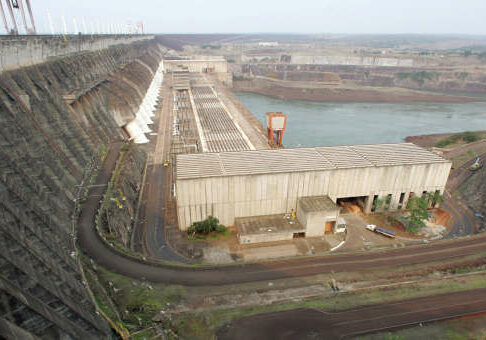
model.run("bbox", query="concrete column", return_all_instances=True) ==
[390,192,401,210]
[364,194,374,213]
[402,192,411,210]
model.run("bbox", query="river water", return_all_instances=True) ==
[235,92,486,147]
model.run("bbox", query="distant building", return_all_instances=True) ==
[258,42,279,47]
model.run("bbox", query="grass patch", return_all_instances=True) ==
[187,229,233,242]
[435,131,485,148]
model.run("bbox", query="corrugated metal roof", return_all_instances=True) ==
[176,143,449,180]
[298,196,338,212]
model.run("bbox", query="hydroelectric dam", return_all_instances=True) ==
[2,33,486,340]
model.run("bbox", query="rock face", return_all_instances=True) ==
[0,37,161,338]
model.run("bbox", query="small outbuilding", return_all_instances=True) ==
[236,214,305,244]
[296,196,340,237]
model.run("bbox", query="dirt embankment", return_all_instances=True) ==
[233,77,484,103]
[459,163,486,232]
[406,131,486,148]
[406,131,486,232]
[244,63,486,95]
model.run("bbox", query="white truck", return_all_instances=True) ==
[365,224,395,238]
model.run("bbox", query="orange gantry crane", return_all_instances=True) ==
[266,112,287,147]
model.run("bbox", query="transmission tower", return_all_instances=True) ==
[0,0,36,35]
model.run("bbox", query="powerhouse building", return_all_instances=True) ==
[175,143,451,238]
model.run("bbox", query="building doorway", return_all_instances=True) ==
[337,196,367,213]
[325,221,335,234]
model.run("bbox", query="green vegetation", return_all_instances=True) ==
[455,71,470,81]
[395,71,439,85]
[96,143,130,237]
[226,58,236,63]
[201,44,221,49]
[95,267,186,332]
[435,131,484,148]
[373,195,392,213]
[400,192,443,234]
[232,74,252,81]
[188,216,227,235]
[404,196,430,234]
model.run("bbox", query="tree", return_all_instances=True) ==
[405,196,431,234]
[188,216,226,235]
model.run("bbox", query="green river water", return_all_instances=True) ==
[235,92,486,147]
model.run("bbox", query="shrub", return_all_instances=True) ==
[188,216,226,235]
[462,131,480,143]
[215,225,227,233]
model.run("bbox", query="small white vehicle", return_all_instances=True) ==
[335,217,347,233]
[365,224,376,231]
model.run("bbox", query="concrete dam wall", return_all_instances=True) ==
[0,36,161,338]
[0,34,154,71]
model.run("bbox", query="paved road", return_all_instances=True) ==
[216,288,486,339]
[132,82,191,263]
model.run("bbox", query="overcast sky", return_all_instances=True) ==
[6,0,486,35]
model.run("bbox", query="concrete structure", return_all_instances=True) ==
[126,61,164,143]
[297,196,340,236]
[237,214,304,244]
[176,143,451,231]
[163,57,232,86]
[289,55,414,67]
[0,34,154,71]
[0,34,161,338]
[164,57,227,73]
[190,86,255,152]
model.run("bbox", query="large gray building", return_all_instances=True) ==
[176,143,452,234]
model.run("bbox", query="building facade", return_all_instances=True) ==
[176,143,451,231]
